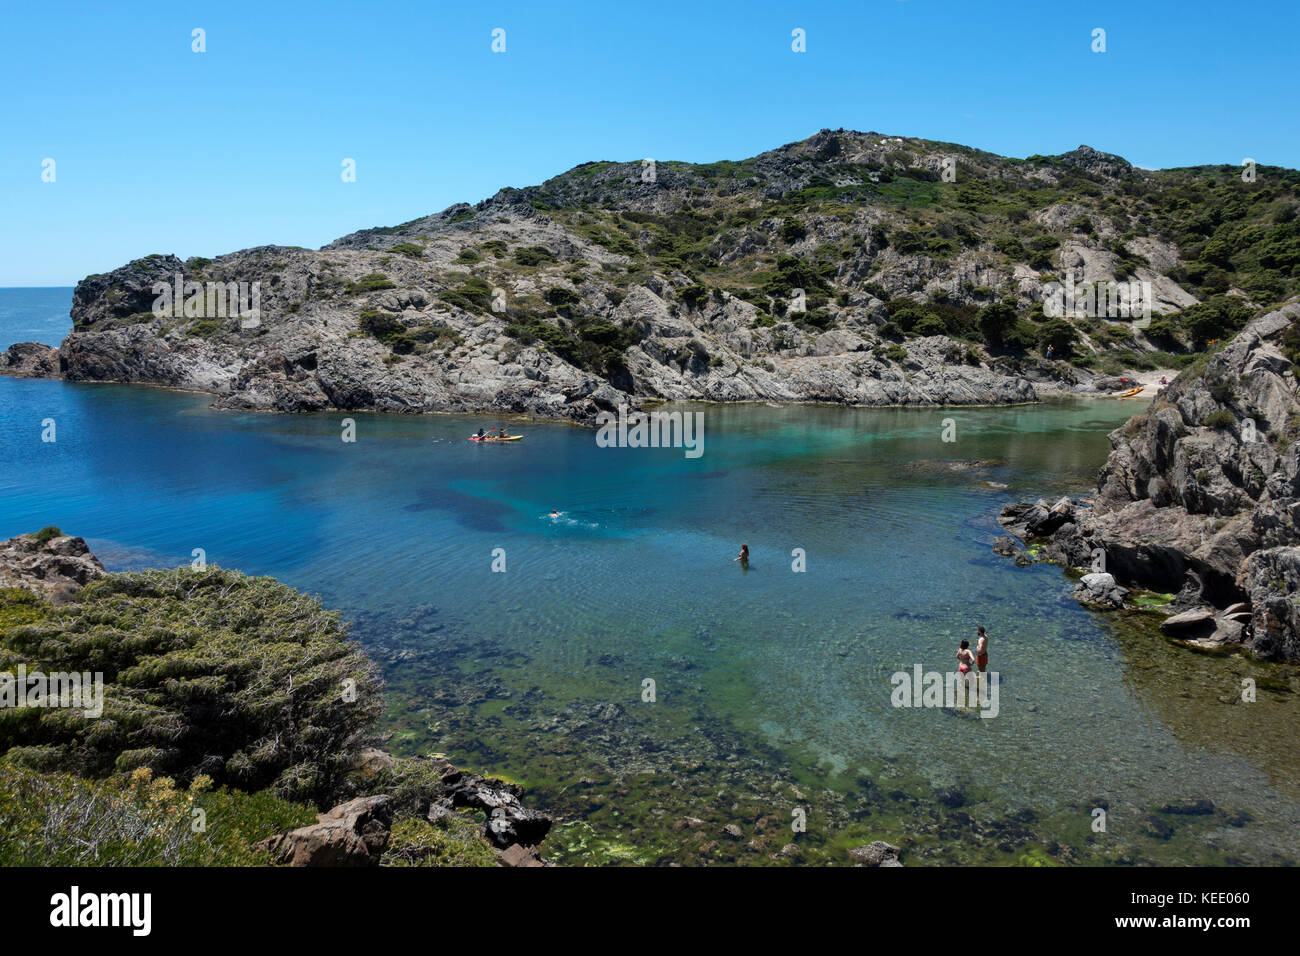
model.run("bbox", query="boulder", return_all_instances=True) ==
[499,843,549,867]
[258,795,393,867]
[1074,571,1128,609]
[433,761,552,848]
[848,841,903,866]
[0,532,105,601]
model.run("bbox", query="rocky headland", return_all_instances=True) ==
[8,129,1292,423]
[997,303,1300,661]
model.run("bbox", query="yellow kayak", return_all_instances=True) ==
[469,435,522,442]
[1118,386,1145,398]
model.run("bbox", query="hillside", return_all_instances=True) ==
[4,129,1299,422]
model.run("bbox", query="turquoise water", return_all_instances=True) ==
[2,287,1298,865]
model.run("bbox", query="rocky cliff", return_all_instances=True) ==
[6,129,1297,422]
[999,303,1300,661]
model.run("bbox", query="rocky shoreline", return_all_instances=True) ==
[994,303,1300,662]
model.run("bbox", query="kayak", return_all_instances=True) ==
[469,435,522,442]
[1118,386,1145,398]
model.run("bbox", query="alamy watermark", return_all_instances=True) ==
[890,665,1000,719]
[152,274,262,329]
[1043,276,1152,328]
[596,404,704,458]
[1,664,103,718]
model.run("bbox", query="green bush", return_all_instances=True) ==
[440,277,494,313]
[544,287,582,308]
[780,217,808,243]
[513,246,557,267]
[977,301,1019,345]
[0,762,315,866]
[1203,409,1237,429]
[679,285,710,309]
[914,315,947,337]
[359,309,402,339]
[0,568,384,804]
[383,815,499,867]
[1038,317,1080,355]
[344,273,396,294]
[33,526,63,544]
[389,243,425,258]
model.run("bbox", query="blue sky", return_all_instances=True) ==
[2,0,1297,286]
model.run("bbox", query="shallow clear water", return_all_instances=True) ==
[2,287,1297,866]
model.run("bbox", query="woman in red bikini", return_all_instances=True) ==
[957,639,975,674]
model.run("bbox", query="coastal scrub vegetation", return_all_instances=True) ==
[0,568,383,803]
[0,569,505,866]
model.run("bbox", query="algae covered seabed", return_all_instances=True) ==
[355,595,1300,867]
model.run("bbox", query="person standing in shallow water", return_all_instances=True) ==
[956,639,975,675]
[975,625,989,694]
[733,544,749,570]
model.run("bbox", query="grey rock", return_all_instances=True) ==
[848,840,903,866]
[0,531,105,601]
[1075,571,1128,609]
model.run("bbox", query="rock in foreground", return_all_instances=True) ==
[0,530,105,601]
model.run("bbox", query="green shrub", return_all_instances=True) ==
[679,285,710,309]
[1203,409,1237,429]
[780,217,807,243]
[1038,317,1080,355]
[544,287,582,308]
[977,301,1019,345]
[186,319,223,338]
[383,815,499,867]
[914,315,947,337]
[513,246,557,267]
[440,277,494,313]
[359,309,402,339]
[33,526,62,544]
[0,568,384,804]
[344,273,396,294]
[389,243,425,258]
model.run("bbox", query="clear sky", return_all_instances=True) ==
[2,0,1297,285]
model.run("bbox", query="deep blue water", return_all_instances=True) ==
[1,286,1297,864]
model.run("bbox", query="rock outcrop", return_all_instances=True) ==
[11,128,1252,425]
[0,531,105,602]
[998,304,1300,661]
[429,759,553,849]
[258,795,394,867]
[0,342,59,377]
